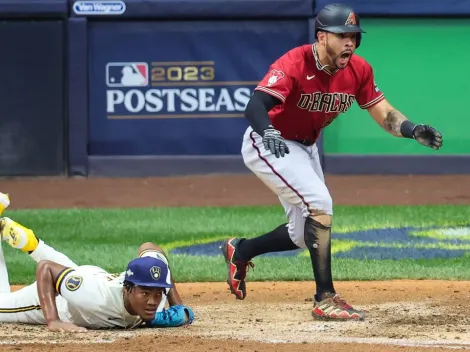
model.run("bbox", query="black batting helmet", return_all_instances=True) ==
[314,3,365,48]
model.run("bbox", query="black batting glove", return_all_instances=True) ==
[412,124,443,150]
[262,125,290,158]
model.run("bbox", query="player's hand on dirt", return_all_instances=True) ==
[412,124,443,150]
[262,125,290,158]
[47,320,87,333]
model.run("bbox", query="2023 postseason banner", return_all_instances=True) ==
[87,20,307,156]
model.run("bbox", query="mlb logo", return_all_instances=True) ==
[106,62,148,87]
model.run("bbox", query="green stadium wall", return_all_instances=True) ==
[322,18,469,175]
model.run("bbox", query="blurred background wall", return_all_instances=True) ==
[0,0,467,177]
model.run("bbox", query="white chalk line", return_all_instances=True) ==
[321,336,470,349]
[2,334,470,349]
[0,339,116,345]
[256,335,470,349]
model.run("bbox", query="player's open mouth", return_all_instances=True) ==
[338,51,352,65]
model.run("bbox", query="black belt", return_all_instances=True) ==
[294,139,314,147]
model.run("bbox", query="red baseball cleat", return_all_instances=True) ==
[220,238,254,300]
[312,292,365,321]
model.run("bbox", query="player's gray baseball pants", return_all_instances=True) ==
[241,126,333,248]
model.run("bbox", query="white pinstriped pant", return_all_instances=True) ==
[241,127,333,248]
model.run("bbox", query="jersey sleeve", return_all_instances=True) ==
[255,59,295,103]
[356,62,385,109]
[55,266,108,310]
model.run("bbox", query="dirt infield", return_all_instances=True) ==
[1,174,470,352]
[0,174,469,208]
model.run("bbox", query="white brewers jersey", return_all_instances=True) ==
[56,264,168,329]
[0,243,170,328]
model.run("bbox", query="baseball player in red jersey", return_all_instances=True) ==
[221,3,443,321]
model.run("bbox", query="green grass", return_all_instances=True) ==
[2,205,470,285]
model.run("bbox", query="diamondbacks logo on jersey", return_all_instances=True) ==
[297,92,355,113]
[345,13,357,25]
[106,62,149,87]
[65,275,83,291]
[267,69,285,87]
[150,266,161,280]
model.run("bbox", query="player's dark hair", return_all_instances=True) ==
[123,281,168,295]
[123,280,135,293]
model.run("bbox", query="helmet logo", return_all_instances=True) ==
[345,13,357,25]
[150,266,161,280]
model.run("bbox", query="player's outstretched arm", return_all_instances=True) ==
[138,242,183,306]
[367,99,443,150]
[137,243,195,328]
[36,260,87,333]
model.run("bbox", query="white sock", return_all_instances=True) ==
[29,240,78,269]
[0,243,10,293]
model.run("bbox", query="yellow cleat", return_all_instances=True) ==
[0,193,10,216]
[0,218,38,252]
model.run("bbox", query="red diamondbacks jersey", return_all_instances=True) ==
[255,44,385,143]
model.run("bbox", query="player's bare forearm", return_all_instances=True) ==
[36,260,66,324]
[36,261,87,332]
[367,99,410,137]
[166,273,184,306]
[138,242,168,258]
[383,109,409,137]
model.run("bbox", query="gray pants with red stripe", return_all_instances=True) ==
[241,127,332,249]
